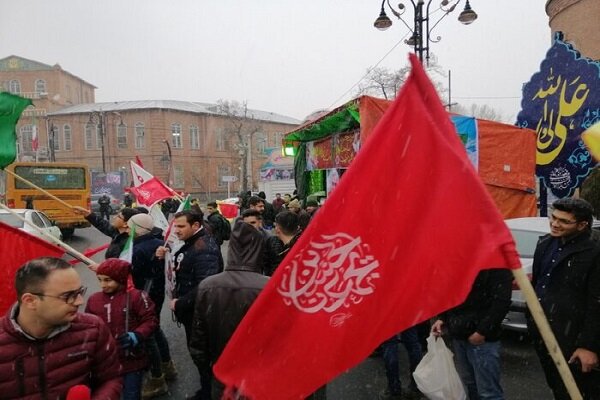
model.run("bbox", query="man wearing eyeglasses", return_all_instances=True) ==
[528,198,600,399]
[0,256,122,399]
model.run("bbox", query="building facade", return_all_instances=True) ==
[0,55,300,200]
[546,0,600,59]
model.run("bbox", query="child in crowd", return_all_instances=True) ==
[85,258,158,400]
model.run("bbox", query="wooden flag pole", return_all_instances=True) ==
[512,268,583,400]
[0,203,96,268]
[4,168,75,210]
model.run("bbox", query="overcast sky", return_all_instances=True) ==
[1,1,550,122]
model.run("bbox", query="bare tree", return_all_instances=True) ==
[215,100,263,192]
[452,103,507,122]
[356,54,447,100]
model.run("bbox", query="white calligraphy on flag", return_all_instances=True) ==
[130,160,154,186]
[277,233,380,315]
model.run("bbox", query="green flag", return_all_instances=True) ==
[119,223,135,263]
[0,92,33,169]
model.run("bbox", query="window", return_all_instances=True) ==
[96,124,102,149]
[19,125,33,152]
[53,126,61,151]
[9,79,21,94]
[65,85,71,102]
[217,164,231,188]
[135,123,145,149]
[117,123,127,149]
[173,165,184,188]
[31,212,44,228]
[171,123,182,148]
[85,123,94,150]
[216,129,226,151]
[190,125,200,149]
[35,79,46,94]
[255,132,267,154]
[63,125,72,151]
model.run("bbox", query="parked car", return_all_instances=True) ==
[0,209,63,242]
[502,216,600,332]
[91,193,121,215]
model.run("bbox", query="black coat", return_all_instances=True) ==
[173,226,222,323]
[189,221,268,397]
[85,213,129,259]
[132,233,166,312]
[528,232,600,356]
[442,268,512,342]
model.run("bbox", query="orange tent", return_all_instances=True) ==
[285,96,537,218]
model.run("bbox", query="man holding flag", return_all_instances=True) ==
[212,54,521,399]
[156,210,221,400]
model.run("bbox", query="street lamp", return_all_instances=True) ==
[88,111,106,173]
[48,123,57,162]
[373,0,477,65]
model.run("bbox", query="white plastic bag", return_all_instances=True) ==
[412,334,466,400]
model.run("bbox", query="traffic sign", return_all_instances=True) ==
[222,175,238,183]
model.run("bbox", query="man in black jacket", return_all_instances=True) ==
[189,220,269,400]
[431,268,512,400]
[155,210,221,400]
[528,198,600,399]
[72,206,139,259]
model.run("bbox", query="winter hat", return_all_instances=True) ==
[128,213,154,235]
[305,200,318,208]
[120,207,139,222]
[96,258,131,285]
[287,199,301,211]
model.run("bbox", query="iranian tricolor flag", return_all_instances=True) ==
[119,224,136,291]
[119,223,135,263]
[164,195,191,298]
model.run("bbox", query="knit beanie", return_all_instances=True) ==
[128,213,154,235]
[288,199,301,210]
[96,258,131,285]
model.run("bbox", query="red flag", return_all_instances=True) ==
[0,222,65,315]
[129,177,175,207]
[135,155,144,168]
[213,54,521,399]
[68,244,110,265]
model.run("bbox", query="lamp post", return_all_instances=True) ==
[162,139,173,186]
[88,111,106,173]
[48,123,57,162]
[373,0,477,65]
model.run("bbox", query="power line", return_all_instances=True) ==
[327,29,410,110]
[452,96,521,100]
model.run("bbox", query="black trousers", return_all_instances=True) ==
[533,339,600,400]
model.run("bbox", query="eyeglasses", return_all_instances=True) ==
[115,214,124,220]
[31,286,87,305]
[549,214,578,226]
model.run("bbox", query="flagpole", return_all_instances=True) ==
[512,268,583,400]
[4,168,75,210]
[0,203,96,268]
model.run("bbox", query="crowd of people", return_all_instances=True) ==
[1,194,598,400]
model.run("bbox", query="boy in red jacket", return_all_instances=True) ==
[86,258,158,400]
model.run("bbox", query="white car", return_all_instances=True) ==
[0,209,63,243]
[502,217,550,332]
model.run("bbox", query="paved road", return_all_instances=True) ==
[67,226,553,399]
